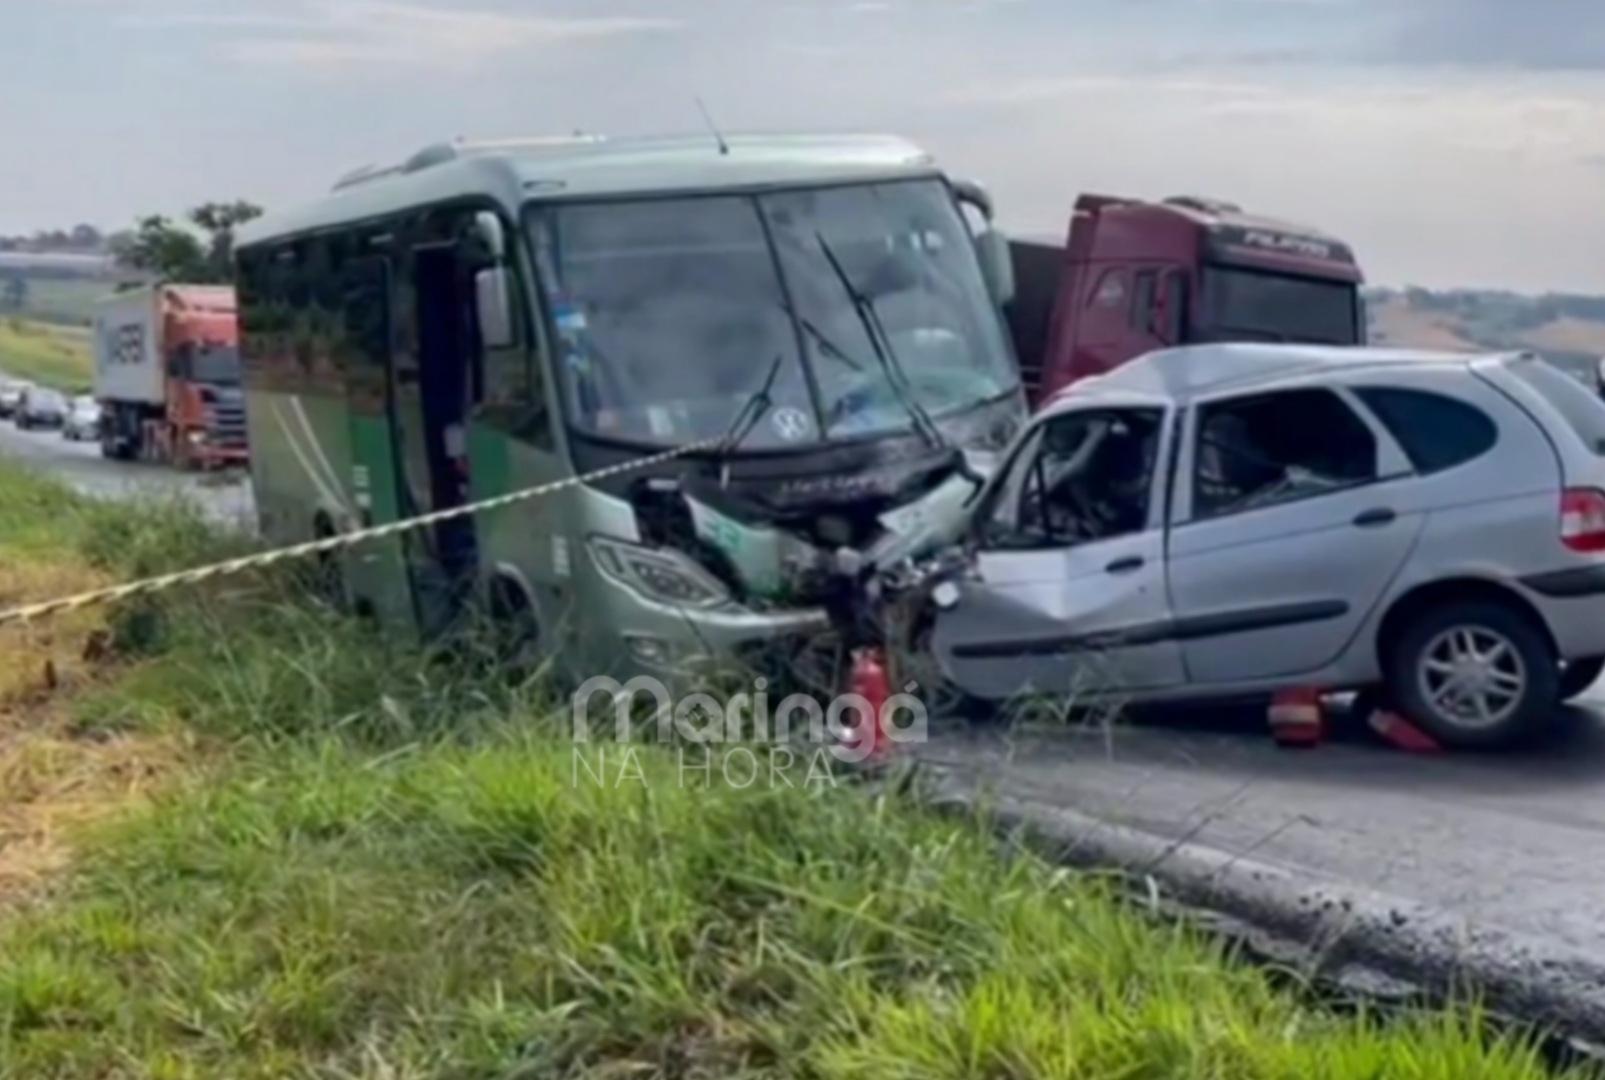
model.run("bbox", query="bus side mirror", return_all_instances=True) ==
[953,179,1016,307]
[976,228,1016,307]
[470,211,515,349]
[471,211,506,262]
[475,268,515,350]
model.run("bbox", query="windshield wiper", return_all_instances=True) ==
[793,311,865,373]
[712,351,786,487]
[814,232,947,452]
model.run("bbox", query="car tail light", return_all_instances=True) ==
[1561,488,1605,552]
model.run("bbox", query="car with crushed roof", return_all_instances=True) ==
[924,344,1605,748]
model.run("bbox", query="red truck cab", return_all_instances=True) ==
[1008,195,1365,402]
[163,286,247,468]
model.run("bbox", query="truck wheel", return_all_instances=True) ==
[1385,601,1558,749]
[1559,656,1605,702]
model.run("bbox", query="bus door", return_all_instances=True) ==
[387,220,486,637]
[336,253,417,628]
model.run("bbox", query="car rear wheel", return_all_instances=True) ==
[1559,656,1605,702]
[1387,601,1558,749]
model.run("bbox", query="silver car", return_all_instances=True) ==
[0,380,28,419]
[61,395,102,441]
[930,345,1605,749]
[14,385,68,430]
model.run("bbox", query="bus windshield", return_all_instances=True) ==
[1199,266,1360,346]
[529,179,1018,450]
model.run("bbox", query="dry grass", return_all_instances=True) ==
[0,559,110,704]
[0,481,230,909]
[0,727,196,902]
[1368,297,1480,352]
[1527,316,1605,356]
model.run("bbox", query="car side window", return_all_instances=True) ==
[986,408,1163,549]
[1194,388,1378,520]
[1356,387,1497,475]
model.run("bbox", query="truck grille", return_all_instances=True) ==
[207,402,249,450]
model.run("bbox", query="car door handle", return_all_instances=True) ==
[1106,556,1146,575]
[1353,508,1397,528]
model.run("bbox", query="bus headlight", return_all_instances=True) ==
[589,536,731,610]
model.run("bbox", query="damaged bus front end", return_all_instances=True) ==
[535,155,1025,685]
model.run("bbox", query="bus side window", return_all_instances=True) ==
[340,254,392,415]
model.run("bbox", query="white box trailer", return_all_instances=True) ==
[93,287,165,407]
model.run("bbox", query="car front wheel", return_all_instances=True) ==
[1387,602,1558,749]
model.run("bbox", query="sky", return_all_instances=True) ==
[2,0,1603,293]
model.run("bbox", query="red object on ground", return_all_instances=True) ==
[1368,710,1444,754]
[1268,687,1326,749]
[847,647,893,762]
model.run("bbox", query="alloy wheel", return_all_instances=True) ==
[1416,624,1527,731]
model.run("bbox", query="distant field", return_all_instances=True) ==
[0,318,94,392]
[1369,290,1605,371]
[10,274,110,327]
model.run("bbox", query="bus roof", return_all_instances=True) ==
[238,133,942,249]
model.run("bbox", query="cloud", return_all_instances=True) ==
[127,1,678,69]
[1393,0,1605,70]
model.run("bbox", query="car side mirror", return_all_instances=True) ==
[475,268,515,350]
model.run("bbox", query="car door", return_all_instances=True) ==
[932,401,1186,702]
[1166,382,1425,684]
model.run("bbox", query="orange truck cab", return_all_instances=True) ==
[94,284,248,468]
[1007,194,1366,403]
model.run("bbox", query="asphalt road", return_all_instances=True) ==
[920,682,1605,984]
[0,411,256,529]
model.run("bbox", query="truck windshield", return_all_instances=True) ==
[529,179,1017,449]
[1199,266,1359,346]
[176,343,242,386]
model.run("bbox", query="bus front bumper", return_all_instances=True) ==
[572,571,834,686]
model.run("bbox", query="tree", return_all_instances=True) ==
[112,214,210,282]
[112,200,264,284]
[69,223,103,251]
[190,200,263,280]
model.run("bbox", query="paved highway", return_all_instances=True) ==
[0,410,255,529]
[921,686,1605,1030]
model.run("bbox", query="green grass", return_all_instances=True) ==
[0,318,94,393]
[0,463,1592,1079]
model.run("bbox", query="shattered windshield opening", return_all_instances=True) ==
[761,181,1018,439]
[529,179,1018,450]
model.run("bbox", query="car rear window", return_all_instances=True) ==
[1510,360,1605,454]
[1356,388,1498,474]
